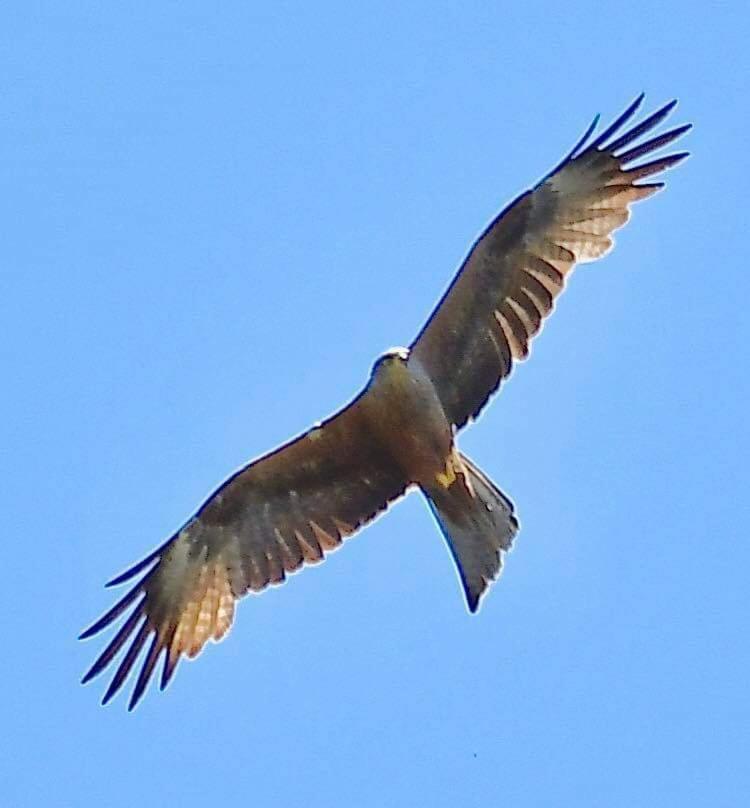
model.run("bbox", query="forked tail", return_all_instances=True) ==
[424,453,518,612]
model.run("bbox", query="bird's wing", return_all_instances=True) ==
[80,389,408,709]
[409,95,690,429]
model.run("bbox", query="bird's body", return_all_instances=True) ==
[366,349,455,487]
[81,95,691,709]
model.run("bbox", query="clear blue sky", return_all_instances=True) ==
[3,2,748,806]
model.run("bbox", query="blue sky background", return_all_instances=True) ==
[3,2,748,806]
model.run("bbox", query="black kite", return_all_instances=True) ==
[81,95,690,709]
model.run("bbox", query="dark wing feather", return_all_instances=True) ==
[409,96,691,429]
[80,390,407,709]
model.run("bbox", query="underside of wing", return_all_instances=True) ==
[409,95,691,429]
[80,390,408,709]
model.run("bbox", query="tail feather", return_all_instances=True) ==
[424,453,518,612]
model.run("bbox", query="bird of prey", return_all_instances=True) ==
[81,95,690,709]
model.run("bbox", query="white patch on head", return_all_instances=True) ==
[308,424,323,441]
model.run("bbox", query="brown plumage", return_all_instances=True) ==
[81,95,690,709]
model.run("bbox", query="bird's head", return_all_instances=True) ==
[370,347,410,380]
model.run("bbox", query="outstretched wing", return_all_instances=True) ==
[80,389,408,709]
[409,95,691,429]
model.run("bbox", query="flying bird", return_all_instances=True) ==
[81,94,690,709]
